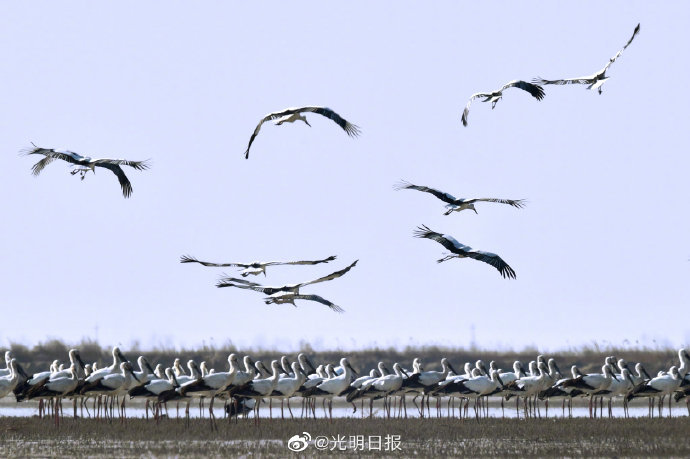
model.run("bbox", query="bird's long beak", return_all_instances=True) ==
[497,374,505,387]
[76,354,86,370]
[473,208,478,214]
[305,119,311,127]
[448,363,459,375]
[401,368,410,378]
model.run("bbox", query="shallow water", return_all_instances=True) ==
[1,397,687,419]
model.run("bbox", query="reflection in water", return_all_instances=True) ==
[0,399,687,419]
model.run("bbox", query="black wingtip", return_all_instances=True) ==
[413,224,432,238]
[180,254,196,264]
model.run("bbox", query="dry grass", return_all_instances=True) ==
[1,416,689,457]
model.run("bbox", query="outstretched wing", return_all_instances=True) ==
[302,107,361,137]
[292,294,345,313]
[413,225,468,253]
[532,75,594,86]
[243,106,359,158]
[29,156,57,176]
[94,158,150,171]
[264,255,337,267]
[300,259,359,287]
[463,249,516,279]
[603,23,640,73]
[464,198,527,208]
[461,92,491,127]
[180,255,249,268]
[216,277,287,295]
[394,180,458,204]
[95,162,134,198]
[23,146,87,172]
[501,80,545,101]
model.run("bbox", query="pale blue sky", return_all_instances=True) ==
[1,2,688,352]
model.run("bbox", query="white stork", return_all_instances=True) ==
[243,106,361,158]
[627,366,685,418]
[261,292,344,313]
[216,260,357,311]
[461,80,545,126]
[533,23,640,94]
[394,180,526,215]
[0,359,19,399]
[180,254,336,277]
[270,362,308,419]
[413,225,516,279]
[217,259,358,295]
[23,145,150,198]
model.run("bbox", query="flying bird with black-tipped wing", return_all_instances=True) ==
[414,225,516,279]
[243,106,360,158]
[461,80,545,127]
[180,254,336,277]
[533,23,640,94]
[23,145,150,198]
[394,180,526,215]
[216,259,358,295]
[263,292,345,313]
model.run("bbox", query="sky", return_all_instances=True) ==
[1,2,688,353]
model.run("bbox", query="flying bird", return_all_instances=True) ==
[180,255,336,277]
[461,80,545,126]
[263,292,345,313]
[216,259,358,294]
[533,23,640,94]
[394,180,526,215]
[243,106,360,158]
[23,144,150,198]
[413,225,516,279]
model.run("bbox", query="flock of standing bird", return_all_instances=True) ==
[0,346,688,426]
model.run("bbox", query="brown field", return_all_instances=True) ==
[1,416,689,457]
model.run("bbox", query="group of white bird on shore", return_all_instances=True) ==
[1,344,687,426]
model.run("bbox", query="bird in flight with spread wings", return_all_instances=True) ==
[461,80,545,127]
[243,106,360,158]
[262,292,345,313]
[23,144,150,198]
[180,254,336,277]
[533,23,640,94]
[394,180,526,215]
[414,225,516,279]
[216,259,358,295]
